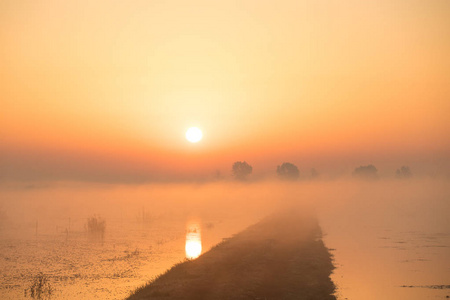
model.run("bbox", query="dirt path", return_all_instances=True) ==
[127,209,335,300]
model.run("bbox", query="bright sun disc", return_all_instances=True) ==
[185,127,203,143]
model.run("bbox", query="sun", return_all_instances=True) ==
[185,127,203,143]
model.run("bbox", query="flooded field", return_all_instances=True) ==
[319,179,450,300]
[0,179,449,299]
[0,183,278,299]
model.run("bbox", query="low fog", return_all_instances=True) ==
[0,178,449,299]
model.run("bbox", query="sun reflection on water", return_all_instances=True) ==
[185,221,202,259]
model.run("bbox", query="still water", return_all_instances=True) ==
[185,221,202,260]
[0,179,448,299]
[319,179,450,300]
[0,182,276,299]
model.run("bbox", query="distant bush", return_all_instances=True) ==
[25,273,52,299]
[396,166,412,179]
[214,170,223,181]
[86,215,106,239]
[232,161,252,181]
[310,168,319,179]
[276,162,299,180]
[352,164,378,180]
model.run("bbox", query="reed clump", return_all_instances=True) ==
[25,273,53,299]
[86,215,106,240]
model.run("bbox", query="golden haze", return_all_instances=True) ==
[1,0,449,181]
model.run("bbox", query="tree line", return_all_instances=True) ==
[231,161,412,181]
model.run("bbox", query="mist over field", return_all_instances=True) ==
[1,178,449,299]
[1,0,449,299]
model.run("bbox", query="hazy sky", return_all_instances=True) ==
[1,0,449,182]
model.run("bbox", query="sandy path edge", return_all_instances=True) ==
[127,209,336,300]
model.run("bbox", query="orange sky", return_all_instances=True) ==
[1,0,449,182]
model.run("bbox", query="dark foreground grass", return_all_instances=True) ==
[127,209,336,300]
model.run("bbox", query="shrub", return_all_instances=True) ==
[396,166,412,179]
[352,164,378,180]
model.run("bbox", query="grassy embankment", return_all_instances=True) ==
[128,209,335,300]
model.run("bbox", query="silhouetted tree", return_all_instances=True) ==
[277,162,299,180]
[232,161,252,180]
[396,166,412,179]
[352,164,378,180]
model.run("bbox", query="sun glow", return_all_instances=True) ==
[185,222,202,259]
[185,127,203,143]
